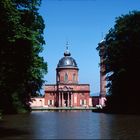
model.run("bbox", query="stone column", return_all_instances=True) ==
[59,92,61,107]
[74,93,77,107]
[60,92,62,107]
[67,92,69,107]
[69,92,71,107]
[69,92,70,107]
[62,92,64,107]
[71,93,73,107]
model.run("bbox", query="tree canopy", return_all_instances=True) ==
[97,11,140,113]
[0,0,47,114]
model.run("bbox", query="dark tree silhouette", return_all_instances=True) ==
[0,0,47,114]
[97,11,140,114]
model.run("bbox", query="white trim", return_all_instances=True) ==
[48,100,50,105]
[84,99,86,105]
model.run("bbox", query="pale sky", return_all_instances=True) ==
[39,0,140,95]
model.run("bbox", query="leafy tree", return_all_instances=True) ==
[0,0,47,114]
[98,11,140,113]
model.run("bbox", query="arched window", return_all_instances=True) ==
[73,73,76,81]
[64,73,68,82]
[57,73,60,82]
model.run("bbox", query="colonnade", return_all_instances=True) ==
[58,92,73,107]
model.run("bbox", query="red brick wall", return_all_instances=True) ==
[73,92,90,107]
[77,92,90,106]
[44,93,55,107]
[44,84,90,107]
[57,69,78,84]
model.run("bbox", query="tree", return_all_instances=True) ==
[98,11,140,113]
[0,0,47,114]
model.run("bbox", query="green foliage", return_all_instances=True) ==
[99,11,140,113]
[0,0,47,114]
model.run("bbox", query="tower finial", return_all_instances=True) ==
[64,41,71,56]
[66,41,69,50]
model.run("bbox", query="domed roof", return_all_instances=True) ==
[57,49,78,69]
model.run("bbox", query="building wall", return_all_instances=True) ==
[44,84,91,107]
[57,68,78,84]
[30,96,93,108]
[44,84,90,93]
[89,97,93,107]
[44,93,55,107]
[30,97,45,107]
[76,92,90,107]
[92,96,100,107]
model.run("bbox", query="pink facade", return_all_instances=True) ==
[44,84,91,107]
[30,97,45,107]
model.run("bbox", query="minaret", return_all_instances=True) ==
[98,40,106,107]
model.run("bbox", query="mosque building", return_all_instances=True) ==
[44,46,93,107]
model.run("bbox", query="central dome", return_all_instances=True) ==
[57,49,78,69]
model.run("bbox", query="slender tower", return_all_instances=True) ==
[98,40,106,107]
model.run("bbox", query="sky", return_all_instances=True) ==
[39,0,140,95]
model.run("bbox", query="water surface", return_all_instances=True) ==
[1,111,140,139]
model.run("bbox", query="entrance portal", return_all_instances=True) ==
[64,92,68,107]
